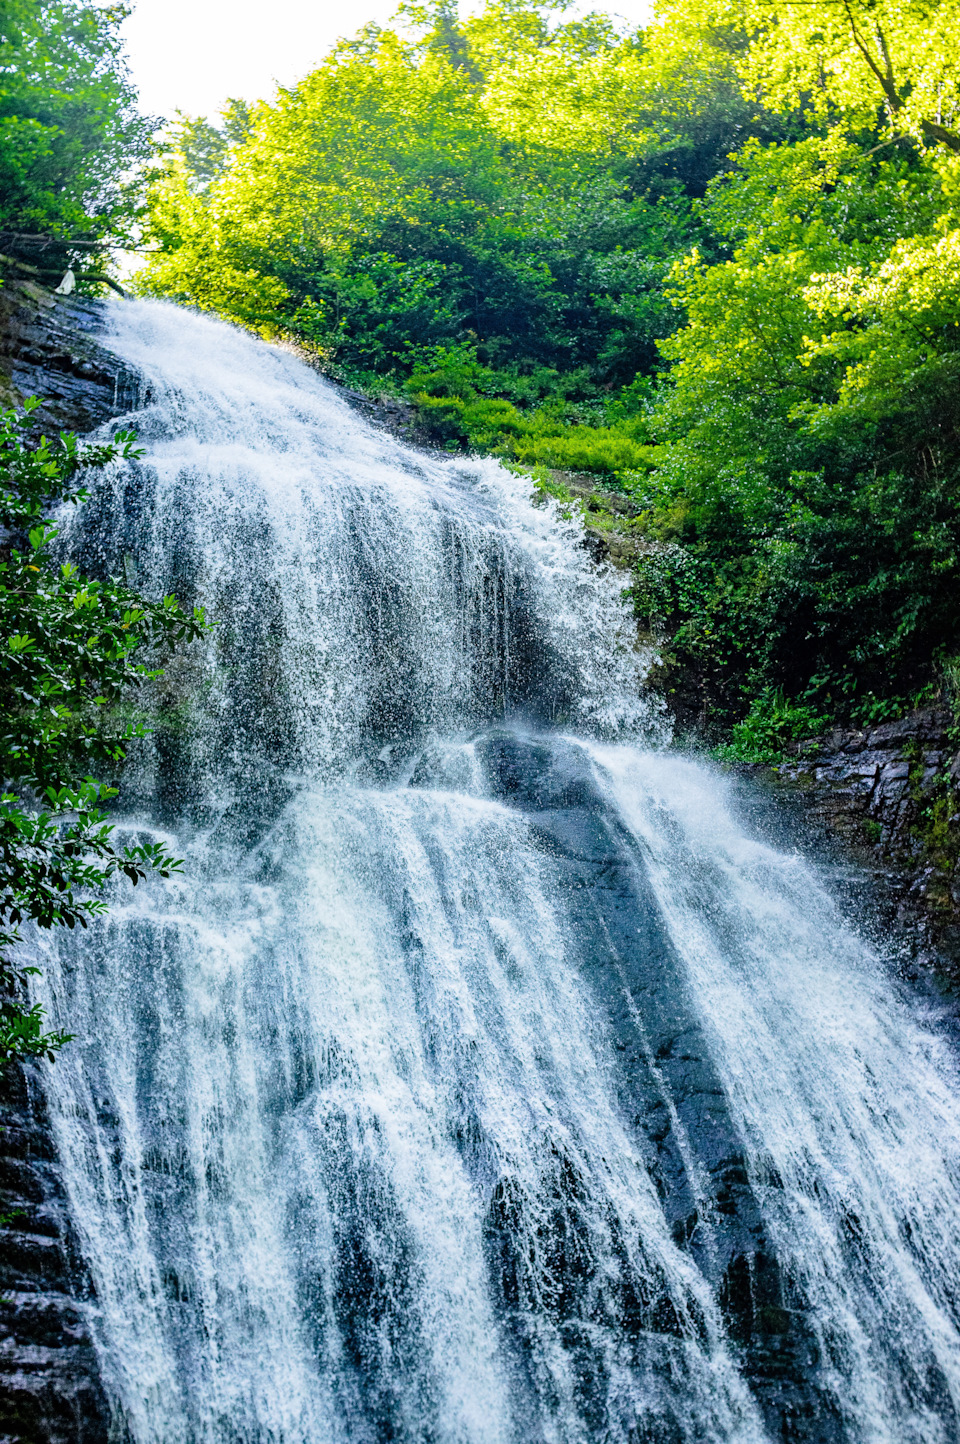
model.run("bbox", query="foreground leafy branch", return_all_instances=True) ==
[0,399,207,1066]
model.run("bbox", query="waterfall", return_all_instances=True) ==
[31,300,960,1443]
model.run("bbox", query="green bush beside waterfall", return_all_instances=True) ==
[0,403,207,1063]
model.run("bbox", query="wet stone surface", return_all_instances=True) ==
[0,1065,112,1444]
[0,270,136,435]
[775,707,960,967]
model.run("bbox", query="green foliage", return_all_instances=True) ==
[135,0,768,449]
[403,346,657,470]
[0,400,206,1065]
[714,689,828,765]
[632,124,960,728]
[659,0,960,154]
[0,0,152,276]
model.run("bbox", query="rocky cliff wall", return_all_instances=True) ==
[0,266,129,435]
[775,708,960,968]
[0,1066,113,1444]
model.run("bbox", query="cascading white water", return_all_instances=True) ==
[589,748,960,1441]
[30,300,960,1443]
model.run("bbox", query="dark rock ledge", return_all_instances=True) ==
[0,263,130,435]
[0,1064,112,1444]
[772,707,960,966]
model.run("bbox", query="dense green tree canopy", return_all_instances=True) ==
[138,2,764,391]
[660,0,960,152]
[0,0,150,273]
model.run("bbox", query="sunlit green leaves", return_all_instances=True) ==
[135,0,729,404]
[656,0,960,154]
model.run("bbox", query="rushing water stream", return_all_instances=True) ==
[31,301,960,1442]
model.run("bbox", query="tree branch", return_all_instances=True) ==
[0,233,106,250]
[841,1,902,112]
[921,118,960,153]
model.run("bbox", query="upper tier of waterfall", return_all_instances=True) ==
[31,300,960,1444]
[63,302,659,822]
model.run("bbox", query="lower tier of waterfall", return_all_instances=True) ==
[35,736,960,1443]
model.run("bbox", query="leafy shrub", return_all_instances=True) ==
[0,401,206,1066]
[509,427,655,473]
[714,690,829,765]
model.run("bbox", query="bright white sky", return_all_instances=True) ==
[121,0,655,124]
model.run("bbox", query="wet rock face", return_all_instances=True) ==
[0,273,130,435]
[0,1065,112,1444]
[335,385,424,446]
[777,708,960,961]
